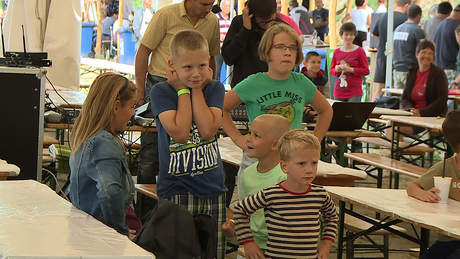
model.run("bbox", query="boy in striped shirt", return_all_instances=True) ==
[233,129,338,259]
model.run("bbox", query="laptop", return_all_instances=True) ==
[134,103,156,127]
[328,102,376,131]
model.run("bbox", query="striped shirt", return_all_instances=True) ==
[140,1,220,78]
[234,183,338,259]
[216,12,231,48]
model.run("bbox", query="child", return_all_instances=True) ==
[149,29,228,259]
[221,114,291,249]
[221,23,333,197]
[69,73,141,239]
[407,110,460,202]
[69,73,142,239]
[312,0,329,41]
[341,0,371,47]
[406,109,460,258]
[301,51,331,98]
[330,22,369,102]
[233,129,339,259]
[301,51,331,122]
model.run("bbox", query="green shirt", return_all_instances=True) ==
[234,72,317,128]
[241,161,287,249]
[418,156,460,202]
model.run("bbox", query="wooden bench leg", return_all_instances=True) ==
[384,235,389,259]
[377,168,383,189]
[337,201,346,259]
[395,172,401,189]
[345,230,354,259]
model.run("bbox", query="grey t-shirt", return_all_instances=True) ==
[393,21,425,72]
[102,17,117,37]
[424,17,443,42]
[372,11,408,60]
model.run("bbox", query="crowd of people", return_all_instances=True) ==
[67,0,460,258]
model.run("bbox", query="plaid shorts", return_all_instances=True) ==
[444,69,457,88]
[167,192,227,259]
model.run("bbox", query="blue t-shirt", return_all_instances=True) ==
[234,71,317,128]
[434,18,460,70]
[150,81,228,200]
[312,8,329,35]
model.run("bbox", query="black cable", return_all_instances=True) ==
[45,75,75,111]
[220,69,233,85]
[44,92,58,112]
[45,75,76,151]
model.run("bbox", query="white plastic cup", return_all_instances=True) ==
[433,176,452,204]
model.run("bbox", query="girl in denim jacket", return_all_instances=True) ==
[69,73,140,238]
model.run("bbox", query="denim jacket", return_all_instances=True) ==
[69,129,134,236]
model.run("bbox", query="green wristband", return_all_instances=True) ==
[177,88,190,97]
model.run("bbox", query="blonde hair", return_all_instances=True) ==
[258,22,303,66]
[277,129,320,161]
[169,29,209,61]
[253,114,291,140]
[70,73,136,154]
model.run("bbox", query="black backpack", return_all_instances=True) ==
[133,199,217,259]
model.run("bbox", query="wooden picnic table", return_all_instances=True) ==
[382,88,460,105]
[80,57,135,76]
[218,137,367,187]
[326,186,460,257]
[46,90,87,109]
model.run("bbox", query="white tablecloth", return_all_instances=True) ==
[0,180,154,258]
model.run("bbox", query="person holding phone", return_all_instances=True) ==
[222,0,279,88]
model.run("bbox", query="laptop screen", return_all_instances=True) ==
[328,102,377,131]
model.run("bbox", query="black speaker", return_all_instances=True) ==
[0,67,46,180]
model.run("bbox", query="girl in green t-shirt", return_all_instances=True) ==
[221,22,332,149]
[220,23,333,202]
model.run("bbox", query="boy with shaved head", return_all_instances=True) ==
[222,114,291,253]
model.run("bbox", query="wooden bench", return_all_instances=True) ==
[368,118,390,125]
[135,184,158,219]
[228,213,407,259]
[238,247,247,258]
[345,152,428,189]
[343,214,408,259]
[79,82,92,91]
[409,247,420,258]
[135,183,158,200]
[126,143,141,150]
[354,137,435,156]
[43,135,60,148]
[0,160,20,180]
[42,149,54,164]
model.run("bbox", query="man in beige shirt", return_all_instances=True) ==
[134,0,220,222]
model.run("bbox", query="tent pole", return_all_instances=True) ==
[96,0,102,55]
[384,0,394,90]
[329,0,337,49]
[117,0,124,60]
[282,0,288,15]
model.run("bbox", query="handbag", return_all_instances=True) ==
[375,96,400,109]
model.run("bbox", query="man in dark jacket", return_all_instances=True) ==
[221,0,278,87]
